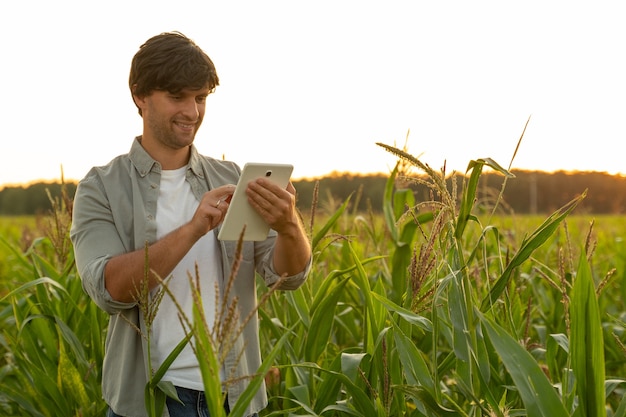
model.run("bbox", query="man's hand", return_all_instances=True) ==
[189,184,236,238]
[245,178,299,235]
[246,178,311,277]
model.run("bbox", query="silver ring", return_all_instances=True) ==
[215,199,222,208]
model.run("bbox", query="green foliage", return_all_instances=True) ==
[2,146,626,416]
[0,233,108,416]
[480,313,570,417]
[570,253,606,417]
[258,143,626,416]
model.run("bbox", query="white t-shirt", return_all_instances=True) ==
[150,166,223,390]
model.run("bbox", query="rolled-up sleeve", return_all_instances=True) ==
[263,260,311,290]
[70,172,137,314]
[256,237,311,290]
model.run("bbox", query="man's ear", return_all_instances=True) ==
[133,94,146,109]
[131,85,143,105]
[131,84,146,115]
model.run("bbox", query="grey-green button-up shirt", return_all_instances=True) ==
[70,137,310,417]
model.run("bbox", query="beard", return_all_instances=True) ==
[146,113,202,150]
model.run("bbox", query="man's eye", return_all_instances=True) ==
[196,96,207,104]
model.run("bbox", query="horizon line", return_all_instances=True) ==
[2,167,626,190]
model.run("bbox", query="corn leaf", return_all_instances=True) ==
[290,362,377,417]
[192,305,225,417]
[480,190,586,312]
[480,312,569,417]
[311,194,351,249]
[58,340,90,409]
[455,159,484,240]
[570,253,606,417]
[229,329,292,417]
[394,385,462,417]
[382,163,400,242]
[370,291,432,332]
[456,157,513,240]
[313,352,344,413]
[304,276,350,362]
[392,324,435,394]
[0,276,67,303]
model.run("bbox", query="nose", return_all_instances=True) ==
[181,97,200,120]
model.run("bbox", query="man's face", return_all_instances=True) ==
[138,87,211,150]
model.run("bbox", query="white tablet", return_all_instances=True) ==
[217,163,294,241]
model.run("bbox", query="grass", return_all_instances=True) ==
[1,147,626,416]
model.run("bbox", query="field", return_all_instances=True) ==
[1,156,625,417]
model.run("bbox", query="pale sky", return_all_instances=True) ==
[1,1,625,187]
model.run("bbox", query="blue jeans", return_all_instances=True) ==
[165,386,227,417]
[106,386,259,417]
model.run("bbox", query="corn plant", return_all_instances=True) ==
[257,142,626,416]
[3,143,626,416]
[0,188,108,416]
[149,235,298,417]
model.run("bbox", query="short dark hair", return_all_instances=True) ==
[129,32,219,114]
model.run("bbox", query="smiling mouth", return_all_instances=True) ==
[175,121,196,130]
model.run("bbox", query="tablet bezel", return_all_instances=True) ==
[217,163,294,241]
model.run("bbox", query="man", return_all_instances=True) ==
[70,31,311,417]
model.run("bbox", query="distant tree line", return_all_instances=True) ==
[0,182,77,216]
[0,170,623,216]
[294,169,622,215]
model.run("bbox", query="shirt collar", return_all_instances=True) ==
[128,136,204,180]
[187,144,205,179]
